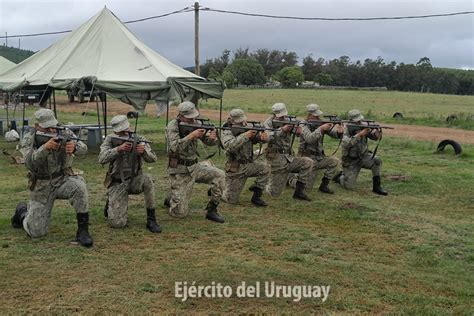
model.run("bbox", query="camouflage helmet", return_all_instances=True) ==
[348,109,364,122]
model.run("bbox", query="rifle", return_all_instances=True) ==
[35,127,84,148]
[110,133,152,148]
[178,118,217,137]
[346,123,394,134]
[271,115,303,152]
[346,122,394,158]
[301,117,346,156]
[220,121,276,137]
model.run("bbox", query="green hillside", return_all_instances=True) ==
[0,46,35,64]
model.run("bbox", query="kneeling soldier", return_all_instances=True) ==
[336,109,388,195]
[166,101,225,223]
[11,109,93,247]
[222,109,270,206]
[298,104,342,194]
[99,115,161,232]
[263,103,313,200]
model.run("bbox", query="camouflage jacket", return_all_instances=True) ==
[263,116,295,161]
[341,128,379,161]
[166,118,217,173]
[299,123,340,160]
[20,129,87,179]
[98,133,157,181]
[221,126,260,163]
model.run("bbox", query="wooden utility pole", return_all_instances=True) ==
[194,2,200,76]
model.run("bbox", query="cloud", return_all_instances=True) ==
[0,0,472,68]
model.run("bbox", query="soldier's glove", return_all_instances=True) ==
[44,138,60,151]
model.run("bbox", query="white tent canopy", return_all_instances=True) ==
[0,56,16,75]
[0,7,224,108]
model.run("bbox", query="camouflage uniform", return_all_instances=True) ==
[166,104,225,220]
[263,103,313,198]
[221,109,270,205]
[338,109,387,195]
[298,123,340,191]
[99,132,157,228]
[15,109,91,246]
[339,129,381,189]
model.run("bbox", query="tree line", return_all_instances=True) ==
[200,48,474,95]
[0,46,35,64]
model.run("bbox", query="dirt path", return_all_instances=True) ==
[54,98,474,145]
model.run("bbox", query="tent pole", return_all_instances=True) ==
[22,100,25,131]
[53,89,57,119]
[5,93,9,129]
[95,90,102,136]
[103,93,107,136]
[48,91,52,109]
[165,99,169,126]
[218,98,223,156]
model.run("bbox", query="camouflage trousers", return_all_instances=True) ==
[106,173,155,228]
[288,156,340,191]
[168,162,225,218]
[23,175,88,238]
[224,160,270,204]
[266,153,313,197]
[340,154,381,190]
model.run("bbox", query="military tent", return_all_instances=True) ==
[0,7,224,110]
[0,56,16,75]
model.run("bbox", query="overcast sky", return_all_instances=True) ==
[0,0,473,69]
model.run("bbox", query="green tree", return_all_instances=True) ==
[225,58,266,86]
[274,66,304,88]
[314,73,334,85]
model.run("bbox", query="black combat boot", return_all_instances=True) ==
[293,181,312,201]
[372,176,388,196]
[103,198,109,218]
[76,213,93,247]
[332,171,343,184]
[319,177,334,194]
[163,196,171,208]
[251,186,268,207]
[205,201,225,223]
[11,202,27,229]
[146,208,162,233]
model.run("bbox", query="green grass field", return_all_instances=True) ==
[0,91,473,313]
[203,89,474,129]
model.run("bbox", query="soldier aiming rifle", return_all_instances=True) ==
[221,109,273,206]
[99,112,161,233]
[334,109,393,195]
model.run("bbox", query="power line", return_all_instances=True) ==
[201,7,474,21]
[1,6,473,39]
[0,7,193,39]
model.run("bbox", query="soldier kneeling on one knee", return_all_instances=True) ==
[165,101,225,223]
[11,109,93,247]
[335,109,388,196]
[221,109,270,207]
[99,114,162,233]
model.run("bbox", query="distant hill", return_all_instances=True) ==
[0,46,35,64]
